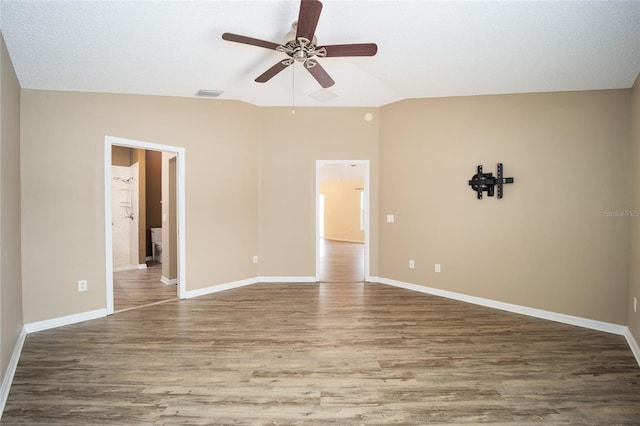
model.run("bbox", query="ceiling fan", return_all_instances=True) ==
[222,0,377,89]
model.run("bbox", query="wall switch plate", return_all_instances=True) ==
[634,297,638,313]
[253,256,258,264]
[386,214,395,223]
[409,260,415,269]
[435,264,441,273]
[78,280,88,292]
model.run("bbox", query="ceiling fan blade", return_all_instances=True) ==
[321,43,378,57]
[296,0,323,41]
[255,60,292,83]
[222,33,281,51]
[305,60,335,88]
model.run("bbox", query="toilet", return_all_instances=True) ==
[150,228,162,263]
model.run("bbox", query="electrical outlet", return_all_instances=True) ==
[435,264,441,273]
[253,255,258,264]
[634,297,637,313]
[77,280,88,292]
[409,260,415,269]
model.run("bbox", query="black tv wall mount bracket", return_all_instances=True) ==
[468,163,514,199]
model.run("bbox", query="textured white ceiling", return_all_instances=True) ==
[1,0,640,107]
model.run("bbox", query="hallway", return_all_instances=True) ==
[319,239,364,282]
[113,263,177,312]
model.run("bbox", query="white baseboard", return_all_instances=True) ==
[185,277,260,299]
[371,277,628,336]
[184,276,318,299]
[0,326,26,419]
[24,309,107,334]
[113,264,145,272]
[625,329,640,367]
[372,276,639,367]
[161,276,177,285]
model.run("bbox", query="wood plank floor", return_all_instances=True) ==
[113,239,359,313]
[319,239,364,282]
[3,282,639,425]
[114,263,177,312]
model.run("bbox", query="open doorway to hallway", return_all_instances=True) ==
[105,136,186,315]
[316,160,369,282]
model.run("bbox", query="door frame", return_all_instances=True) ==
[104,135,187,315]
[315,159,370,282]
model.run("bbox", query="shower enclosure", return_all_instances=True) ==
[111,163,140,271]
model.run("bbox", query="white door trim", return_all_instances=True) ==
[104,136,187,315]
[315,160,370,282]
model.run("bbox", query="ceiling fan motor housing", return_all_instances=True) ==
[279,35,326,64]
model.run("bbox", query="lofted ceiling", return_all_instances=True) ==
[1,0,640,108]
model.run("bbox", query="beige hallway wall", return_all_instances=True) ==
[20,91,259,323]
[379,90,631,325]
[320,178,365,243]
[258,107,379,278]
[0,33,24,396]
[630,73,640,341]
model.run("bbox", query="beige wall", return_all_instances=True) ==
[0,33,24,392]
[379,91,632,325]
[630,73,640,341]
[111,145,132,167]
[20,91,259,323]
[257,107,379,277]
[14,85,639,332]
[320,178,365,243]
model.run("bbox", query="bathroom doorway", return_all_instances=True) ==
[316,160,369,282]
[104,136,186,315]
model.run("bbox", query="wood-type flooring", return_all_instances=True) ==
[2,243,640,424]
[319,238,364,283]
[113,263,177,312]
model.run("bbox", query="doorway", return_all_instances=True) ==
[104,136,186,315]
[316,160,370,282]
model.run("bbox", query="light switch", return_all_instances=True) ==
[386,214,395,223]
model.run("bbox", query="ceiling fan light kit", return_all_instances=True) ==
[221,0,377,89]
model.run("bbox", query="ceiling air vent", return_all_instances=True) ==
[196,89,224,98]
[309,89,338,102]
